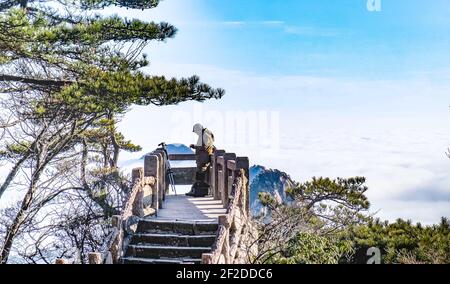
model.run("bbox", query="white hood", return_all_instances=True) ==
[193,123,203,136]
[193,123,214,147]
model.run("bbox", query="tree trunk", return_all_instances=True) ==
[0,154,28,199]
[80,139,89,189]
[109,129,120,169]
[0,173,41,264]
[0,125,50,200]
[81,139,118,217]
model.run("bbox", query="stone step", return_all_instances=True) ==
[126,245,211,259]
[136,219,218,235]
[131,233,217,247]
[122,257,201,265]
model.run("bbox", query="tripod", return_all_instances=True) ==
[158,142,177,196]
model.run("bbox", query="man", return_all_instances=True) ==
[186,123,215,197]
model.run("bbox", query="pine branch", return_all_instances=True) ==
[0,74,73,87]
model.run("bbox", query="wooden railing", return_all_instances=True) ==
[84,147,255,265]
[201,153,252,264]
[86,149,167,264]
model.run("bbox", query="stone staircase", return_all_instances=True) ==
[122,219,218,264]
[87,150,251,265]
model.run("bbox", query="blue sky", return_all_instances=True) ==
[126,0,450,115]
[144,0,450,79]
[114,0,450,223]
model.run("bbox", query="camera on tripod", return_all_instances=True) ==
[158,142,177,196]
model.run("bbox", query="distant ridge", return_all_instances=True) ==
[120,144,194,173]
[249,165,296,216]
[140,143,193,159]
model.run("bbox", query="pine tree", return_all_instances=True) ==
[0,0,224,198]
[0,0,224,263]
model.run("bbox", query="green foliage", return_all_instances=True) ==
[268,232,353,264]
[290,176,370,230]
[258,191,278,208]
[0,0,224,162]
[79,0,160,10]
[57,72,224,114]
[0,0,161,11]
[0,0,225,263]
[255,176,370,264]
[346,217,450,264]
[287,176,370,211]
[1,2,224,114]
[258,174,449,264]
[0,142,31,158]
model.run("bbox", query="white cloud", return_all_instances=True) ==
[261,21,285,26]
[1,60,449,224]
[217,20,342,37]
[117,62,450,224]
[2,2,450,224]
[221,21,247,27]
[283,26,343,37]
[219,20,285,28]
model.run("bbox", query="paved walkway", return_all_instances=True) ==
[154,195,227,222]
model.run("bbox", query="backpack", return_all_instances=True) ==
[202,128,215,147]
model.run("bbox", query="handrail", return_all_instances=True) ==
[168,154,196,161]
[86,148,254,265]
[88,151,163,264]
[202,160,251,264]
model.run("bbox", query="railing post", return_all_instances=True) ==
[211,150,225,200]
[145,154,159,213]
[130,168,145,218]
[132,187,144,217]
[154,150,167,203]
[218,153,236,209]
[200,153,252,265]
[217,156,225,204]
[219,215,231,264]
[132,167,143,185]
[88,252,103,264]
[202,253,214,264]
[236,157,250,215]
[110,215,123,263]
[55,259,67,264]
[226,160,237,209]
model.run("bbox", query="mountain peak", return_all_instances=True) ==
[249,166,295,216]
[164,143,194,155]
[139,143,193,159]
[250,165,267,183]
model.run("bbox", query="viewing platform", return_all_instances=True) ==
[84,147,256,265]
